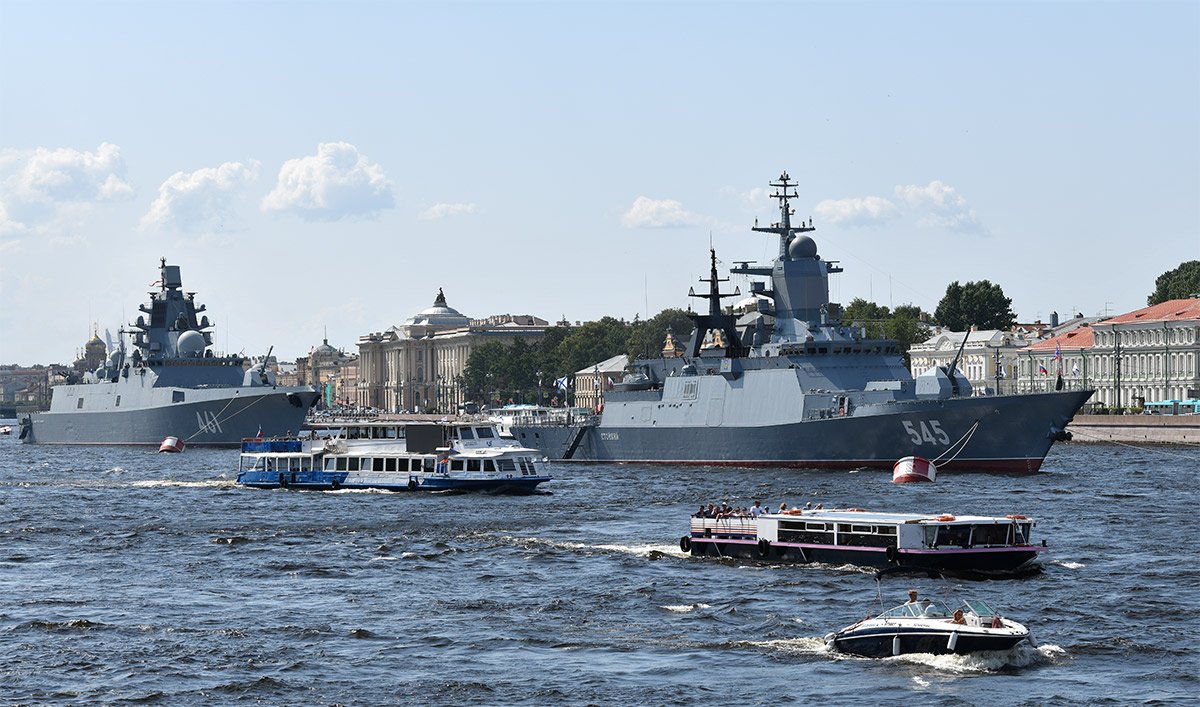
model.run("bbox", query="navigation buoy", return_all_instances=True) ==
[159,436,185,453]
[892,455,936,483]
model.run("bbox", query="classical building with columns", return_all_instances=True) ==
[1021,297,1200,408]
[355,290,549,413]
[908,329,1032,395]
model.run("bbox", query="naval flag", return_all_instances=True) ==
[554,375,570,391]
[1072,363,1080,376]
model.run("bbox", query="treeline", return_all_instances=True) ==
[462,309,693,405]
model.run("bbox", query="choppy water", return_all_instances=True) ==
[1,424,1197,705]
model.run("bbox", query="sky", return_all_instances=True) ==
[1,0,1197,365]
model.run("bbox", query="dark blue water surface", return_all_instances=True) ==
[2,426,1197,705]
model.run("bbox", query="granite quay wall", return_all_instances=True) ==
[1067,414,1200,445]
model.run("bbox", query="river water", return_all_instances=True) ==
[1,426,1196,705]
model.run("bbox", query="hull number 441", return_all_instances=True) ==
[903,420,949,445]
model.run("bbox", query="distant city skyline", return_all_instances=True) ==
[2,0,1197,364]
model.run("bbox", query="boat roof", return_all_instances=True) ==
[763,509,1032,524]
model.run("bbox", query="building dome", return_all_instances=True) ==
[404,288,470,329]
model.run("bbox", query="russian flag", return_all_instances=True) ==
[1038,363,1048,375]
[1054,342,1062,361]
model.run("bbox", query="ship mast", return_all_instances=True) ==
[751,171,815,257]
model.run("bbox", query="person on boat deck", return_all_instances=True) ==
[694,505,707,518]
[750,500,765,517]
[921,599,940,617]
[779,502,788,513]
[704,503,717,518]
[952,609,967,625]
[905,590,920,605]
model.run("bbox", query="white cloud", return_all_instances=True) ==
[140,160,260,232]
[0,143,134,236]
[621,196,702,228]
[262,142,394,221]
[419,202,478,220]
[895,180,987,234]
[814,196,900,227]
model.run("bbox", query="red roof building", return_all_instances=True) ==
[1018,298,1200,409]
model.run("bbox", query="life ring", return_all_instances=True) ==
[1006,514,1026,520]
[757,539,771,559]
[407,478,418,491]
[679,536,692,553]
[936,514,956,522]
[886,545,898,562]
[785,508,804,515]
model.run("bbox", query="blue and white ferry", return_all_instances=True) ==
[236,420,551,493]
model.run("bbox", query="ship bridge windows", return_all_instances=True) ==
[459,427,475,440]
[476,427,495,439]
[926,524,971,548]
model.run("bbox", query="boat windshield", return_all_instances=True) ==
[879,600,951,619]
[961,599,997,617]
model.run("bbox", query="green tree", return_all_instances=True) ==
[1148,260,1200,305]
[626,308,694,359]
[843,299,930,366]
[934,280,1015,331]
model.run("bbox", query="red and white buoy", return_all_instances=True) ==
[159,436,185,453]
[892,455,936,483]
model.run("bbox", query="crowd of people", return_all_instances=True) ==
[692,499,825,519]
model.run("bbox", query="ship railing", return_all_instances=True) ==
[509,409,600,427]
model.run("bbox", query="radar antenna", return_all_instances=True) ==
[751,171,815,257]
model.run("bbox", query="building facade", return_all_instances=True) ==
[295,337,356,408]
[908,329,1031,395]
[1020,298,1200,408]
[356,290,549,413]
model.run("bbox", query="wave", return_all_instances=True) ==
[129,479,235,489]
[1050,560,1086,570]
[661,603,712,613]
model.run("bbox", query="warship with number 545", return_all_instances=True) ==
[19,259,320,446]
[511,172,1092,472]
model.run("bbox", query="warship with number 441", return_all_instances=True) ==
[511,172,1092,472]
[20,259,320,446]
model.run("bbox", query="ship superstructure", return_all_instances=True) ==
[511,173,1091,471]
[20,258,319,446]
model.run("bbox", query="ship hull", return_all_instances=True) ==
[513,390,1092,473]
[23,388,319,446]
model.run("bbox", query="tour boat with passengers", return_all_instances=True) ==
[826,596,1031,657]
[236,419,551,493]
[681,507,1044,576]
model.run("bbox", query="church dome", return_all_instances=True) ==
[405,288,470,329]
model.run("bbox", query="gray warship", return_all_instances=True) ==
[512,172,1092,472]
[20,259,319,446]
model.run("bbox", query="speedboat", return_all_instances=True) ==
[826,597,1031,657]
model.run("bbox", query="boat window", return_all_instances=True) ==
[115,395,121,407]
[875,526,897,535]
[805,522,828,531]
[467,459,481,472]
[372,427,384,439]
[325,458,335,471]
[385,427,397,439]
[77,397,85,409]
[172,391,185,403]
[348,458,360,471]
[1016,523,1032,544]
[385,458,396,472]
[497,458,516,472]
[423,458,434,472]
[850,525,872,534]
[971,524,1011,546]
[450,460,464,471]
[290,458,301,472]
[483,460,496,472]
[336,457,348,471]
[459,428,475,440]
[963,600,996,617]
[476,427,495,439]
[936,524,971,547]
[373,458,385,472]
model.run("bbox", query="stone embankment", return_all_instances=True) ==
[1067,414,1200,445]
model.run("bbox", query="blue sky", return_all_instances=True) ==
[2,0,1197,364]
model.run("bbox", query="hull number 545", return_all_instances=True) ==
[903,419,949,445]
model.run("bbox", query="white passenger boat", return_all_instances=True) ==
[826,597,1031,657]
[236,420,550,493]
[681,507,1044,575]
